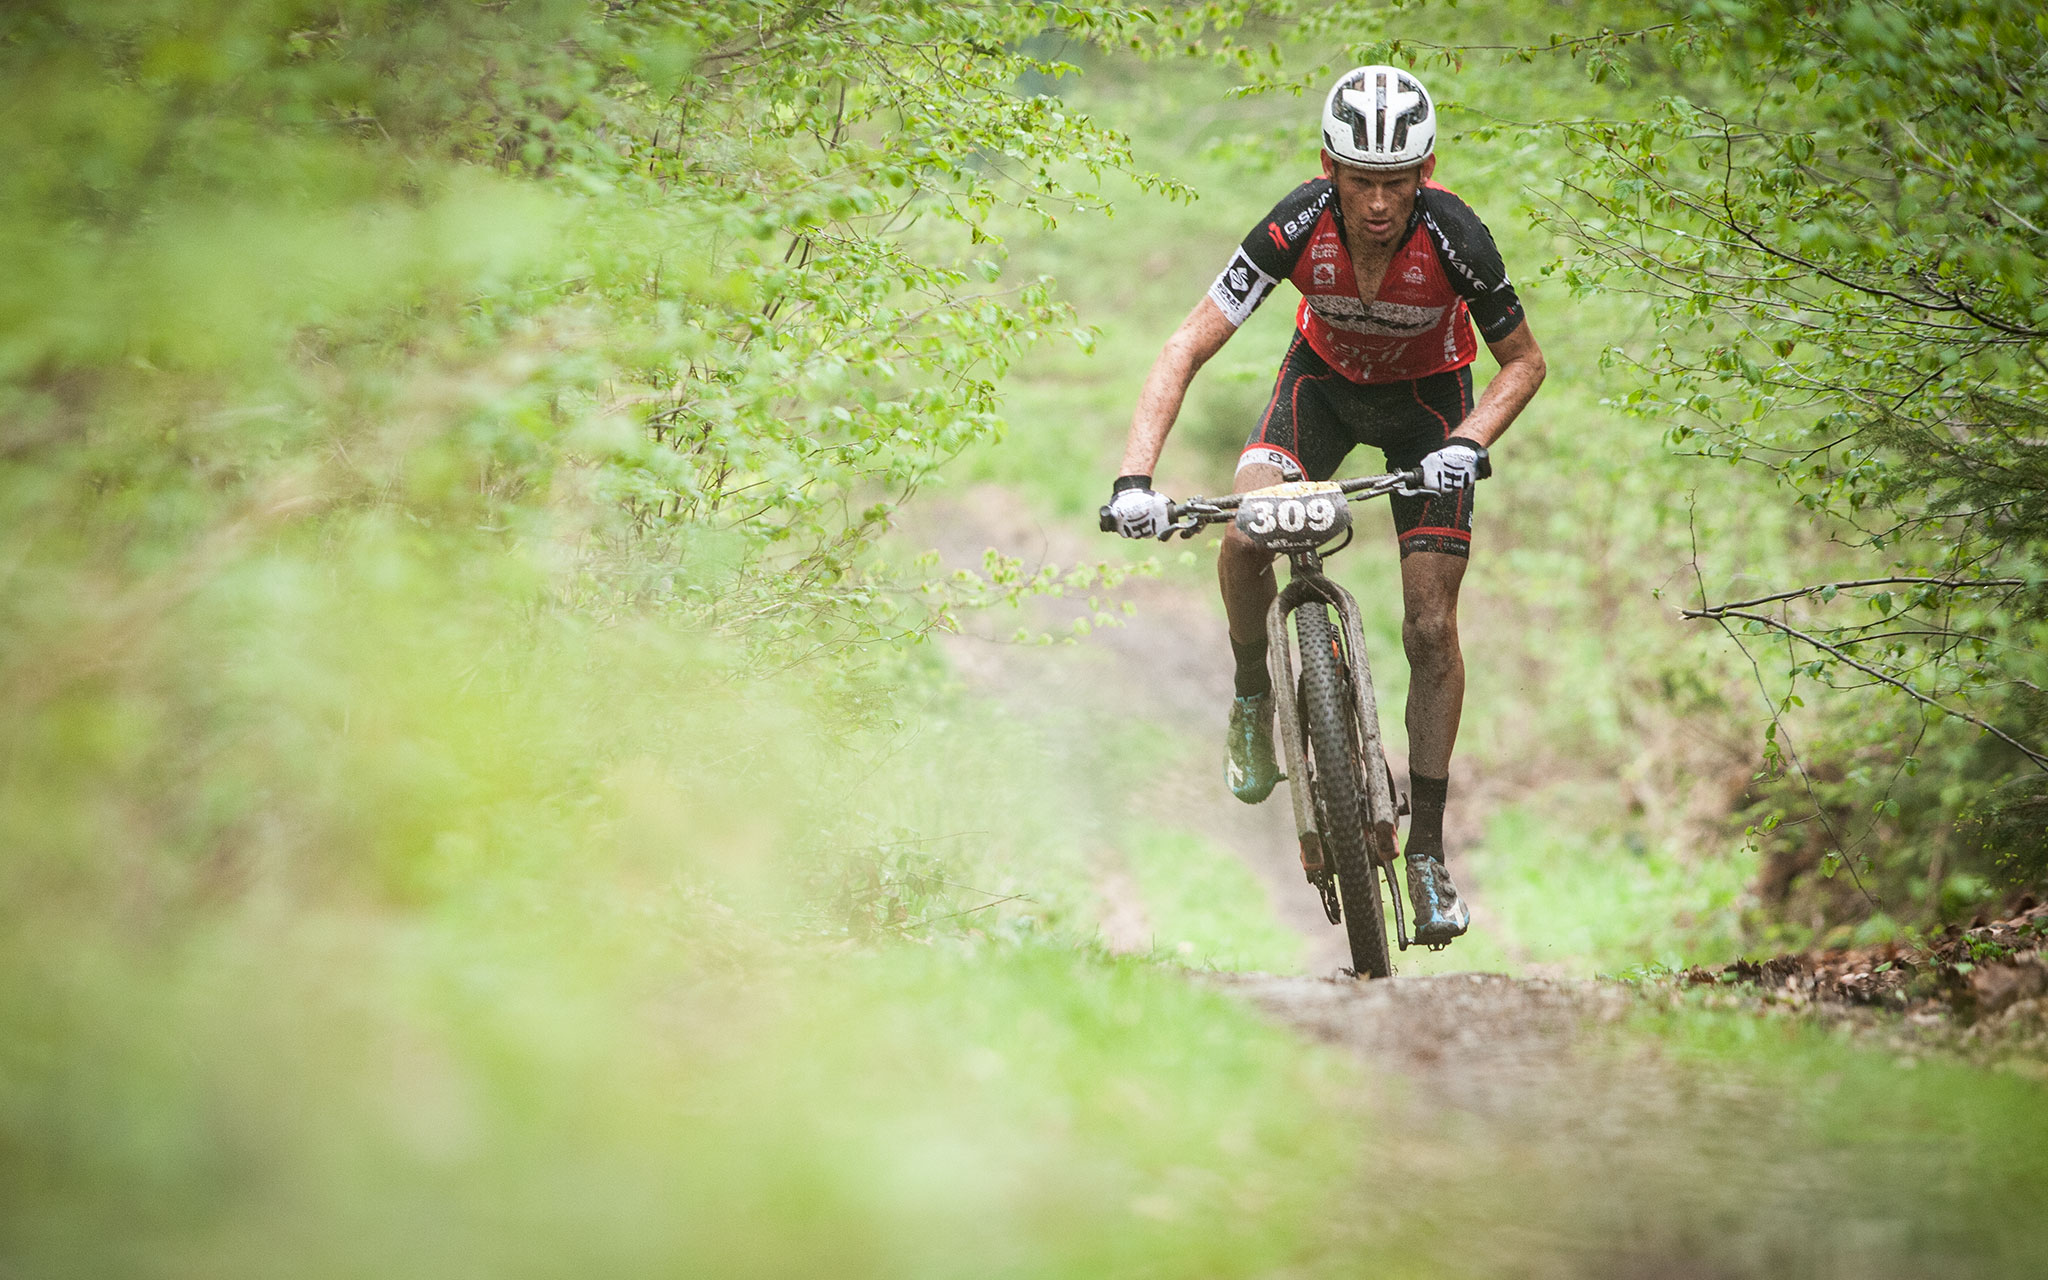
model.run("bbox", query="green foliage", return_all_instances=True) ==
[10,6,2048,1271]
[1220,0,2048,908]
[1733,700,2025,939]
[0,7,1408,1274]
[0,0,1198,661]
[1521,0,2048,886]
[1,0,1210,930]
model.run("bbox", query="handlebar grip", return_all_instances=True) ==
[1098,506,1115,533]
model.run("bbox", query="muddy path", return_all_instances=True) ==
[905,488,2048,1279]
[1210,970,2048,1279]
[1209,970,1635,1103]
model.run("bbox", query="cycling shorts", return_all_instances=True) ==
[1237,334,1477,559]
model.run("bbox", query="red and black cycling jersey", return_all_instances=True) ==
[1208,177,1524,384]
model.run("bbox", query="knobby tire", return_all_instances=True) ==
[1293,602,1393,979]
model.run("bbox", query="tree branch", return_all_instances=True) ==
[1679,606,2048,770]
[1700,576,2031,613]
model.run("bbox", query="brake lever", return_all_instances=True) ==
[1392,469,1442,499]
[1155,500,1224,540]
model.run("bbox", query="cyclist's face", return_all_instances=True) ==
[1322,154,1435,247]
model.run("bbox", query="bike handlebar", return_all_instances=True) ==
[1096,469,1428,537]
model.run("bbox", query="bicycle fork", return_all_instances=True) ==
[1262,562,1412,951]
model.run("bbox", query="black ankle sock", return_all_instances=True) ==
[1406,772,1449,862]
[1231,638,1271,698]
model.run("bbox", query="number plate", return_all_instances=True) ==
[1234,481,1350,550]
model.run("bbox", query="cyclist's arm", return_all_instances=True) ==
[1118,297,1236,477]
[1453,318,1546,449]
[1416,187,1545,449]
[1118,179,1326,478]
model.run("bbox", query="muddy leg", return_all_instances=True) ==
[1399,550,1467,779]
[1218,462,1285,646]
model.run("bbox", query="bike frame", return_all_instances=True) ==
[1263,549,1412,951]
[1097,471,1431,953]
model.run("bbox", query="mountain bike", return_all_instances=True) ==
[1101,472,1434,978]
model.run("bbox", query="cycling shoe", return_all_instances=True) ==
[1226,692,1283,805]
[1405,854,1471,945]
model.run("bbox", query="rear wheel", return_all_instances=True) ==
[1293,602,1392,979]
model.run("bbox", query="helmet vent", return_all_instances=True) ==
[1324,66,1435,170]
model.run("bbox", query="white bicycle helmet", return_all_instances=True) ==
[1320,65,1436,170]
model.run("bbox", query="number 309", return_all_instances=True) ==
[1244,496,1338,536]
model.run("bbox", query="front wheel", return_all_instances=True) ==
[1293,602,1392,979]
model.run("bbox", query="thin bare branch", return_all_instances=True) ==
[1680,606,2048,770]
[1701,576,2031,613]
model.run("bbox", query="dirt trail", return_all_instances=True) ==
[908,487,2046,1278]
[1217,972,1816,1279]
[1209,970,1634,1099]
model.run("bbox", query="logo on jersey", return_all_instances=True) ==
[1275,189,1333,244]
[1306,294,1442,337]
[1214,250,1260,306]
[1402,264,1427,285]
[1312,262,1336,286]
[1310,241,1338,261]
[1210,248,1278,327]
[1236,445,1304,481]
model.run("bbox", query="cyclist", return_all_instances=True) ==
[1105,66,1546,945]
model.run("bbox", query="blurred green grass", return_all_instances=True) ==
[1,512,1377,1277]
[1121,828,1306,972]
[7,7,2048,1277]
[8,924,1370,1278]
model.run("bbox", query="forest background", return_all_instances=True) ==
[3,0,2045,1275]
